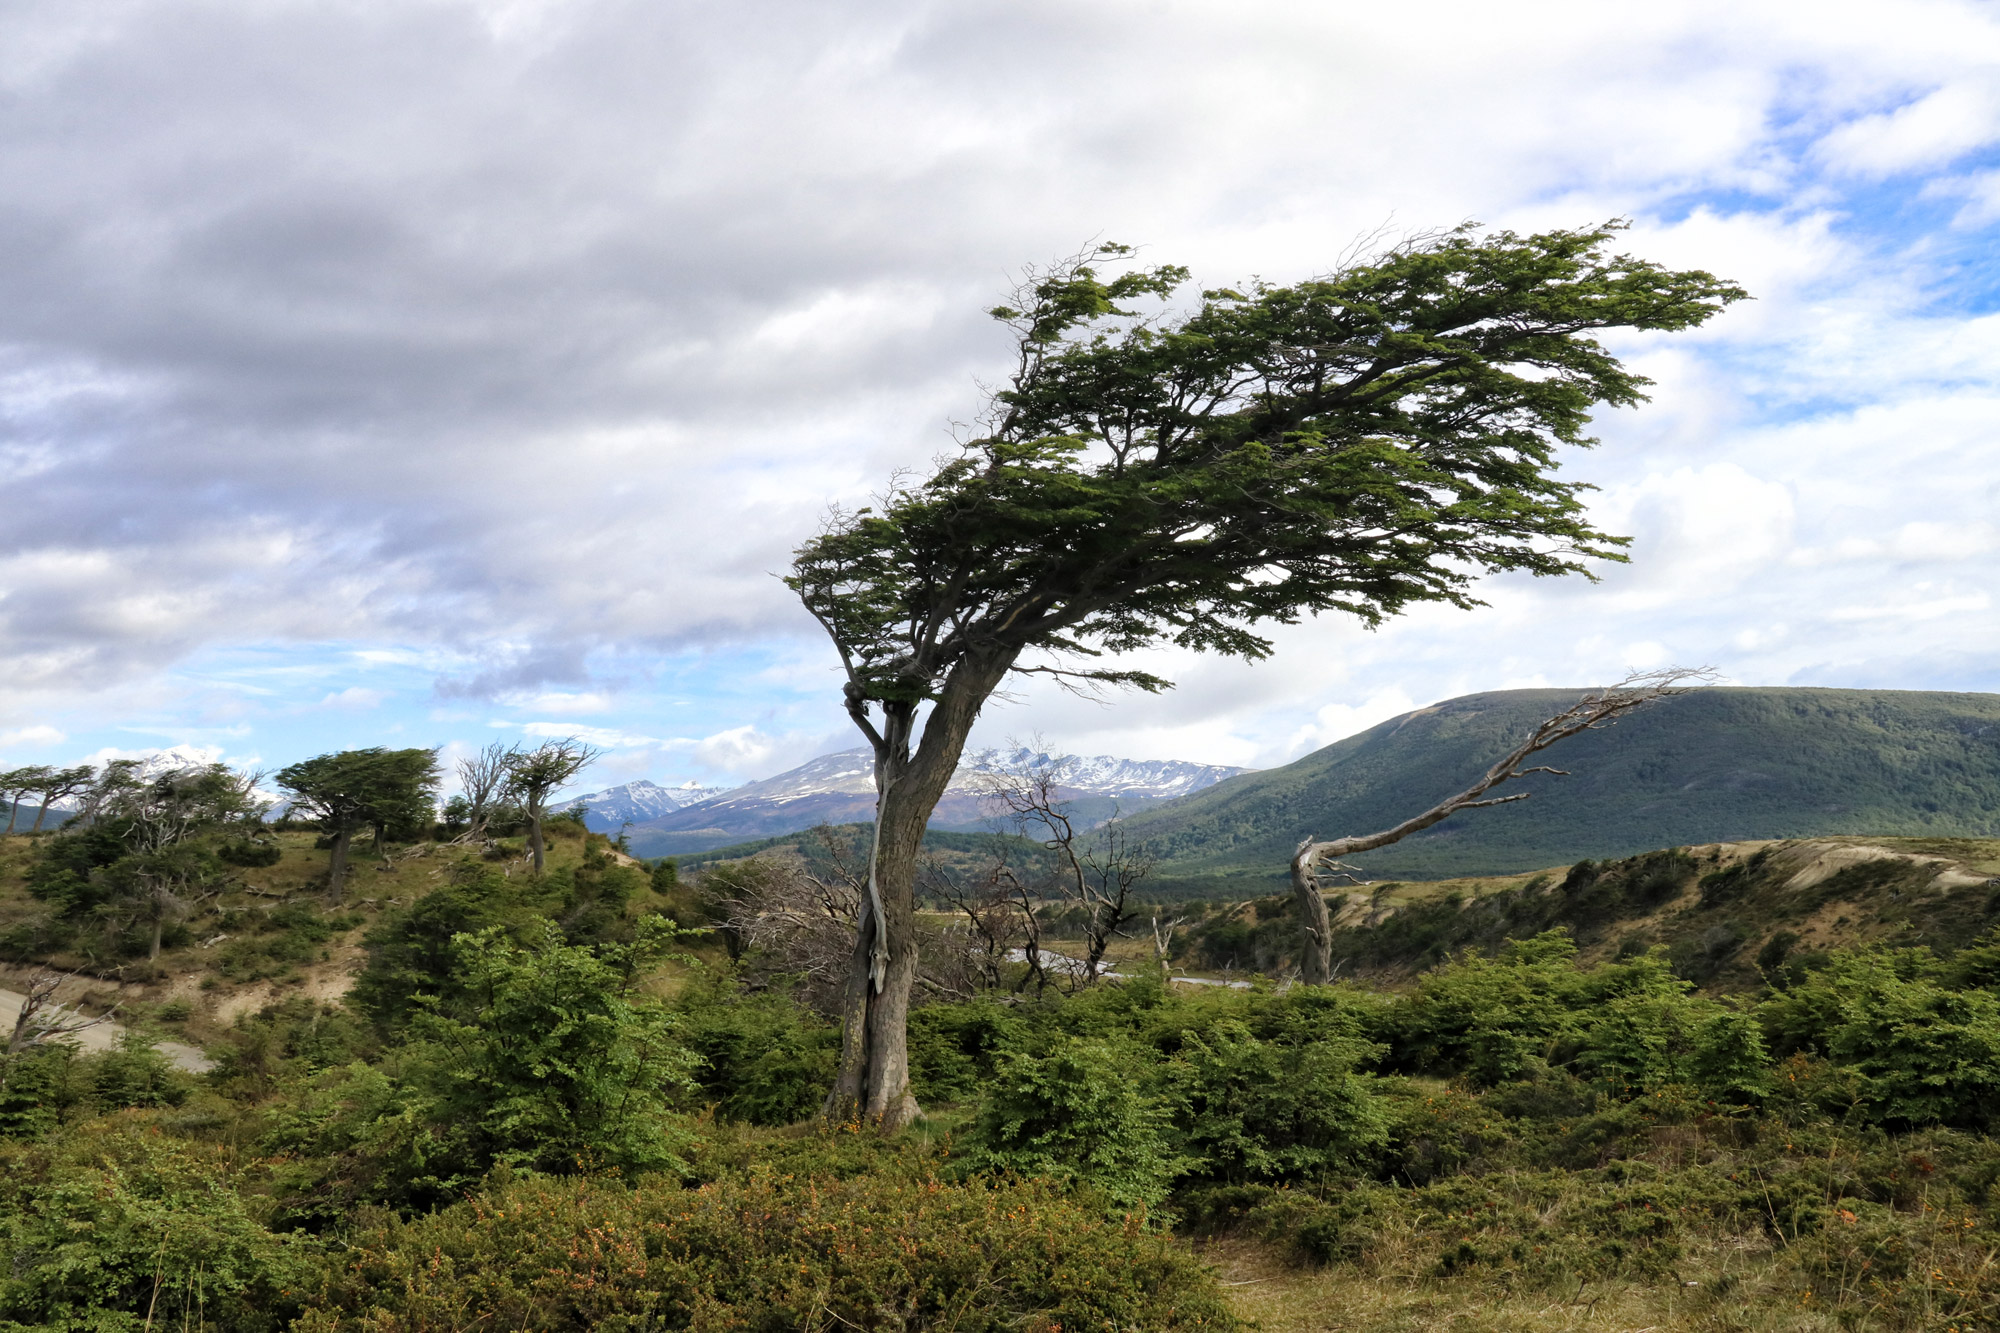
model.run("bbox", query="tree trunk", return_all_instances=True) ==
[1291,845,1334,985]
[3,800,17,835]
[149,912,164,964]
[826,653,1012,1129]
[327,826,354,903]
[30,799,51,833]
[528,806,546,874]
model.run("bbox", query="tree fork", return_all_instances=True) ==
[824,655,1013,1128]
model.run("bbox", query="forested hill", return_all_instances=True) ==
[1125,687,2000,890]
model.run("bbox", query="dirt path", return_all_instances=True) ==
[0,987,214,1073]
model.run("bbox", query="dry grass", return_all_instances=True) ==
[1207,1234,1899,1333]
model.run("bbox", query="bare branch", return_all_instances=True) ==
[1289,667,1717,983]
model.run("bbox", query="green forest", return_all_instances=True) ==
[5,760,2000,1331]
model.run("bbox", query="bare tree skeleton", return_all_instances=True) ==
[985,757,1152,987]
[0,970,116,1105]
[1290,668,1715,984]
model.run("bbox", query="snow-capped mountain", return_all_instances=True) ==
[558,779,736,832]
[955,747,1247,802]
[623,746,1253,857]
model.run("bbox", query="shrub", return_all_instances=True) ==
[405,918,702,1178]
[674,972,839,1124]
[1170,1018,1390,1185]
[0,1117,313,1333]
[1397,931,1585,1084]
[295,1170,1237,1332]
[1761,949,2000,1130]
[969,1036,1183,1211]
[217,839,283,868]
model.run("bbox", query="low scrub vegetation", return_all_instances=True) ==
[7,824,2000,1330]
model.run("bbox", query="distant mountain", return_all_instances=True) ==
[558,779,736,833]
[623,746,1251,858]
[1116,686,2000,893]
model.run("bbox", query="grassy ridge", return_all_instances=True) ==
[1122,687,2000,892]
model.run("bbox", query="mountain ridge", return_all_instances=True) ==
[620,746,1251,857]
[1119,685,2000,891]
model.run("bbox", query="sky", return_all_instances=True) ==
[2,0,1998,793]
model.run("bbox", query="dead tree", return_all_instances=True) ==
[0,970,114,1104]
[986,759,1152,987]
[452,742,518,843]
[923,855,1016,991]
[1291,668,1715,983]
[709,852,861,1012]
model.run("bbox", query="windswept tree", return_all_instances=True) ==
[277,747,440,901]
[789,224,1745,1126]
[1288,668,1712,983]
[95,763,265,967]
[505,738,599,874]
[25,765,95,833]
[1,767,52,835]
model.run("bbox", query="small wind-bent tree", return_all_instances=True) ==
[96,763,265,967]
[505,738,599,874]
[277,747,440,901]
[362,748,442,853]
[789,223,1744,1126]
[1288,668,1713,982]
[1,767,52,835]
[27,765,95,833]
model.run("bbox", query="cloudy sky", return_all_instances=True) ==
[2,0,1997,791]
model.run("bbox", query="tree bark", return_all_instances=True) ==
[826,652,1013,1129]
[528,804,546,874]
[327,826,354,903]
[30,799,51,833]
[1291,844,1336,984]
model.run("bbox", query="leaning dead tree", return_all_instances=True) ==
[0,970,114,1104]
[1291,668,1715,983]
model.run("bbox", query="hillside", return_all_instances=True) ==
[1123,686,2000,893]
[1173,834,2000,986]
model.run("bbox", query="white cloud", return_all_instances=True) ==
[693,725,777,775]
[318,687,387,710]
[0,0,1995,780]
[0,724,65,751]
[1818,83,2000,177]
[518,722,662,748]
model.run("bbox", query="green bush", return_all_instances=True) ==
[674,972,839,1124]
[969,1036,1184,1211]
[216,839,282,868]
[1762,948,2000,1129]
[0,1117,313,1333]
[403,918,702,1178]
[1170,1018,1389,1185]
[295,1169,1237,1332]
